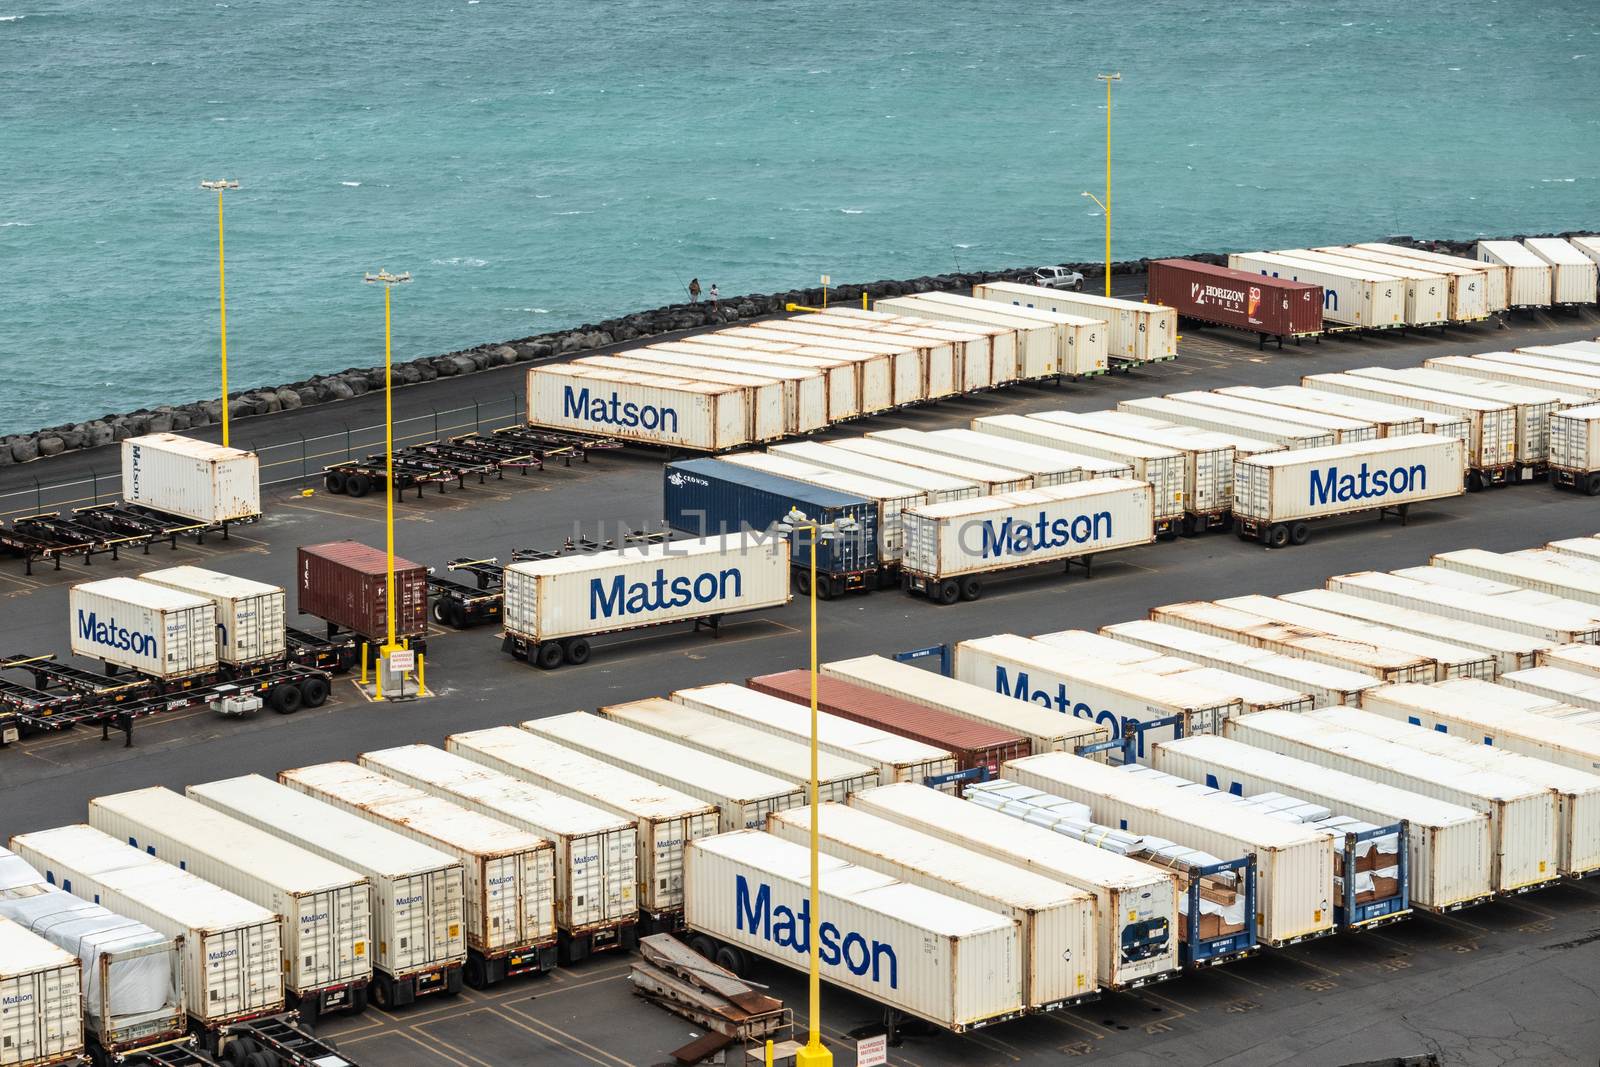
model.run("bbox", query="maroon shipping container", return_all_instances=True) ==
[1147,259,1323,341]
[748,669,1029,783]
[297,540,428,640]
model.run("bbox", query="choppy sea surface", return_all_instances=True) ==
[2,0,1597,433]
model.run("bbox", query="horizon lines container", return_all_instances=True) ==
[297,540,428,641]
[1170,390,1378,444]
[1500,666,1600,717]
[724,326,904,410]
[887,291,1105,377]
[1273,248,1447,326]
[973,281,1175,364]
[0,917,83,1067]
[1118,395,1334,451]
[632,344,830,434]
[717,452,920,562]
[792,310,963,399]
[9,824,284,1028]
[1549,403,1600,492]
[1029,410,1236,520]
[68,577,217,679]
[86,787,371,1006]
[121,434,260,525]
[767,804,1097,1011]
[1145,259,1323,339]
[185,775,465,999]
[139,565,286,668]
[768,440,981,503]
[747,320,925,406]
[1317,245,1489,322]
[1359,679,1600,775]
[1228,251,1405,328]
[825,435,1034,495]
[1302,372,1516,474]
[574,355,787,442]
[685,829,1025,1031]
[1151,735,1492,912]
[1325,569,1600,645]
[667,336,863,421]
[1423,353,1600,400]
[526,364,751,451]
[849,782,1181,989]
[1353,244,1507,312]
[1477,241,1553,307]
[869,427,1084,487]
[1350,365,1574,469]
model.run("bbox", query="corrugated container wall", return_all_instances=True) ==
[1227,252,1404,328]
[1323,570,1600,646]
[297,541,428,639]
[1232,435,1463,526]
[139,566,286,667]
[1145,259,1323,336]
[0,919,83,1067]
[1169,390,1378,443]
[974,281,1176,363]
[971,414,1184,524]
[526,364,751,451]
[68,577,217,679]
[1476,241,1553,307]
[573,355,786,442]
[1353,244,1507,312]
[1549,404,1600,480]
[121,434,260,524]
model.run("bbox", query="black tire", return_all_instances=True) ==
[269,683,304,715]
[298,995,321,1029]
[1466,471,1484,492]
[794,569,812,597]
[959,576,982,601]
[432,601,448,624]
[816,576,836,601]
[536,641,564,670]
[1288,522,1311,546]
[935,579,961,606]
[463,955,487,989]
[245,1051,274,1067]
[348,985,369,1015]
[324,471,348,494]
[445,601,467,629]
[298,675,330,708]
[1585,472,1600,496]
[370,976,394,1011]
[1266,524,1290,549]
[688,935,717,959]
[713,945,745,976]
[345,473,372,498]
[563,637,591,665]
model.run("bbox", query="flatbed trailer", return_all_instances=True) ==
[1,501,255,574]
[121,1012,364,1067]
[322,426,618,501]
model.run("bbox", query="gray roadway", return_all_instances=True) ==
[3,307,1599,1065]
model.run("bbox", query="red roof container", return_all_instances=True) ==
[1147,259,1323,338]
[297,540,428,640]
[747,669,1029,782]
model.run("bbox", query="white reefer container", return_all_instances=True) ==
[1527,235,1599,304]
[718,452,921,561]
[521,712,806,829]
[768,804,1097,1010]
[1222,385,1429,438]
[849,783,1180,989]
[599,698,879,801]
[1228,251,1406,328]
[1549,403,1600,488]
[0,918,82,1067]
[1350,366,1573,469]
[445,727,717,922]
[814,307,1007,396]
[791,310,961,399]
[671,683,958,788]
[1540,641,1600,677]
[1549,536,1600,564]
[954,634,1240,759]
[1423,353,1600,401]
[1316,245,1488,322]
[9,825,283,1028]
[527,364,754,451]
[1433,548,1600,609]
[575,356,787,442]
[745,321,925,406]
[1170,390,1378,443]
[1326,570,1600,645]
[632,345,830,433]
[873,295,1019,386]
[1477,241,1552,306]
[901,479,1154,585]
[1359,680,1600,775]
[685,830,1024,1031]
[138,566,285,667]
[1517,341,1600,370]
[1118,396,1334,451]
[356,745,636,950]
[767,441,981,504]
[1222,712,1558,892]
[277,763,557,969]
[1353,243,1507,312]
[1033,630,1317,713]
[501,532,790,648]
[120,434,260,524]
[724,326,903,410]
[670,337,863,421]
[68,577,217,680]
[186,775,465,1001]
[869,428,1084,487]
[1273,248,1446,326]
[1500,666,1600,717]
[1571,236,1600,269]
[826,436,1034,495]
[887,292,1106,378]
[87,788,369,1013]
[1029,410,1238,519]
[1302,373,1516,473]
[973,282,1175,363]
[1151,735,1493,911]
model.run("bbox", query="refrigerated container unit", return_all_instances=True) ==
[573,356,790,441]
[1422,353,1600,401]
[526,364,758,451]
[1432,547,1600,609]
[661,458,881,595]
[1324,569,1600,645]
[1571,236,1600,269]
[138,565,286,668]
[1540,640,1600,677]
[297,540,429,652]
[356,744,638,962]
[1271,248,1447,327]
[68,577,218,680]
[1352,244,1508,313]
[1316,245,1490,322]
[868,427,1085,487]
[1145,259,1323,346]
[1514,547,1600,581]
[665,336,863,421]
[0,918,82,1067]
[631,344,831,433]
[767,804,1098,1011]
[1521,238,1595,305]
[1223,385,1452,443]
[849,783,1182,990]
[1169,390,1379,444]
[897,479,1155,603]
[953,634,1240,761]
[1358,679,1600,775]
[684,830,1025,1031]
[670,683,959,789]
[1517,341,1600,373]
[599,697,879,801]
[810,307,1010,396]
[445,726,719,931]
[913,291,1111,378]
[746,320,927,407]
[278,761,558,987]
[499,531,791,668]
[876,293,1070,381]
[1118,396,1335,451]
[972,282,1177,365]
[722,326,907,410]
[749,670,1029,786]
[120,433,261,526]
[1500,666,1600,718]
[86,787,370,1021]
[1477,241,1553,307]
[790,310,963,399]
[1548,535,1600,563]
[824,436,1034,495]
[767,440,981,504]
[521,712,807,829]
[1227,251,1406,329]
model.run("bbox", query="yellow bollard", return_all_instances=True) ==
[861,291,868,310]
[765,1040,774,1067]
[417,652,426,695]
[375,662,383,702]
[360,644,368,686]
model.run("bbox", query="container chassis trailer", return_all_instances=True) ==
[122,1012,362,1067]
[321,426,620,501]
[0,502,257,575]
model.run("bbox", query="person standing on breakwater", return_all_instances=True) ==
[688,278,701,303]
[708,283,720,313]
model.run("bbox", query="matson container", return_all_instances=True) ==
[669,337,863,421]
[744,321,925,406]
[953,634,1240,760]
[1549,403,1600,493]
[869,428,1082,486]
[749,670,1030,782]
[1345,568,1600,645]
[574,356,787,442]
[1029,410,1237,522]
[723,326,902,410]
[685,830,1024,1031]
[139,566,285,667]
[278,762,557,979]
[850,783,1180,989]
[1168,390,1378,444]
[1223,712,1558,893]
[671,683,958,789]
[1228,252,1405,328]
[791,310,962,399]
[1228,385,1457,444]
[1424,353,1600,401]
[1351,366,1573,469]
[1152,735,1492,912]
[1500,666,1600,717]
[521,712,806,830]
[1477,241,1553,307]
[1118,396,1335,451]
[895,291,1107,378]
[822,654,1109,756]
[1145,259,1322,339]
[87,788,370,1014]
[1541,641,1600,677]
[1302,373,1516,475]
[868,299,1014,389]
[446,727,718,923]
[1353,244,1508,313]
[1006,751,1336,946]
[717,453,919,563]
[10,825,284,1028]
[1359,680,1600,775]
[975,282,1176,364]
[186,775,465,1006]
[297,541,428,641]
[121,434,260,524]
[634,344,830,433]
[0,918,82,1067]
[826,436,1034,495]
[813,307,1007,396]
[69,577,217,679]
[599,698,879,802]
[526,364,751,451]
[1317,245,1489,322]
[1272,248,1446,327]
[357,745,636,955]
[769,441,980,504]
[1433,548,1600,609]
[768,804,1097,1010]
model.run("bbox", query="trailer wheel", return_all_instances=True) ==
[563,637,591,665]
[935,579,962,606]
[1265,524,1290,549]
[245,1051,275,1067]
[1288,522,1310,546]
[221,1043,250,1067]
[345,473,372,498]
[446,601,467,629]
[536,641,565,670]
[432,601,449,624]
[1585,472,1600,496]
[349,985,369,1015]
[816,576,836,601]
[714,944,747,976]
[269,683,304,714]
[299,676,330,708]
[463,956,487,989]
[688,934,717,959]
[1466,471,1484,492]
[960,576,982,601]
[794,570,812,597]
[370,977,394,1010]
[324,470,348,494]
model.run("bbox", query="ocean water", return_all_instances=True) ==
[2,0,1597,434]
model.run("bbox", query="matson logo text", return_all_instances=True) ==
[966,510,1114,560]
[735,874,898,988]
[1309,461,1426,506]
[562,386,679,433]
[590,567,742,619]
[77,611,158,657]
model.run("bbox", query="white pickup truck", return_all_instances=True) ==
[1029,266,1086,290]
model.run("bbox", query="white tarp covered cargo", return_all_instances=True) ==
[1231,434,1463,534]
[1521,238,1595,304]
[972,282,1175,363]
[139,566,286,667]
[1359,679,1600,775]
[68,577,217,680]
[121,434,260,524]
[0,917,82,1067]
[1228,251,1406,328]
[1477,241,1553,306]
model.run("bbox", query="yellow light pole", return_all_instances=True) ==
[363,269,412,695]
[1093,72,1121,297]
[200,179,240,446]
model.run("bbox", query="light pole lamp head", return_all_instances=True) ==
[1097,72,1122,83]
[364,270,412,286]
[200,179,240,191]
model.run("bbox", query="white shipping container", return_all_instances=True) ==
[1521,238,1596,304]
[768,804,1097,1009]
[1517,341,1600,369]
[1421,354,1600,400]
[668,337,862,421]
[1151,735,1493,911]
[1571,236,1600,269]
[972,282,1175,363]
[599,698,879,801]
[1302,373,1517,471]
[917,292,1107,377]
[768,441,981,503]
[870,427,1083,486]
[1432,548,1600,608]
[138,566,286,667]
[1500,666,1600,717]
[671,683,958,788]
[186,775,466,985]
[818,308,1011,396]
[86,788,370,1001]
[873,295,1020,386]
[1316,245,1489,321]
[749,321,925,406]
[850,783,1181,989]
[792,310,962,399]
[1228,251,1406,327]
[1231,434,1464,529]
[68,577,217,679]
[1351,365,1575,467]
[1353,243,1507,312]
[1006,752,1335,945]
[1541,641,1600,677]
[1548,536,1600,563]
[575,356,787,441]
[526,364,751,451]
[500,532,790,645]
[0,918,82,1067]
[357,745,637,940]
[724,327,900,411]
[1274,248,1447,326]
[1223,385,1430,438]
[718,452,920,560]
[446,727,718,919]
[120,433,260,524]
[635,345,830,433]
[521,712,806,829]
[10,825,284,1027]
[972,414,1183,522]
[1118,395,1335,450]
[1223,712,1558,892]
[685,830,1024,1030]
[1028,410,1237,516]
[1358,680,1600,775]
[278,763,556,959]
[1550,405,1600,484]
[1477,241,1553,306]
[1326,570,1600,645]
[826,436,1033,495]
[1170,390,1378,443]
